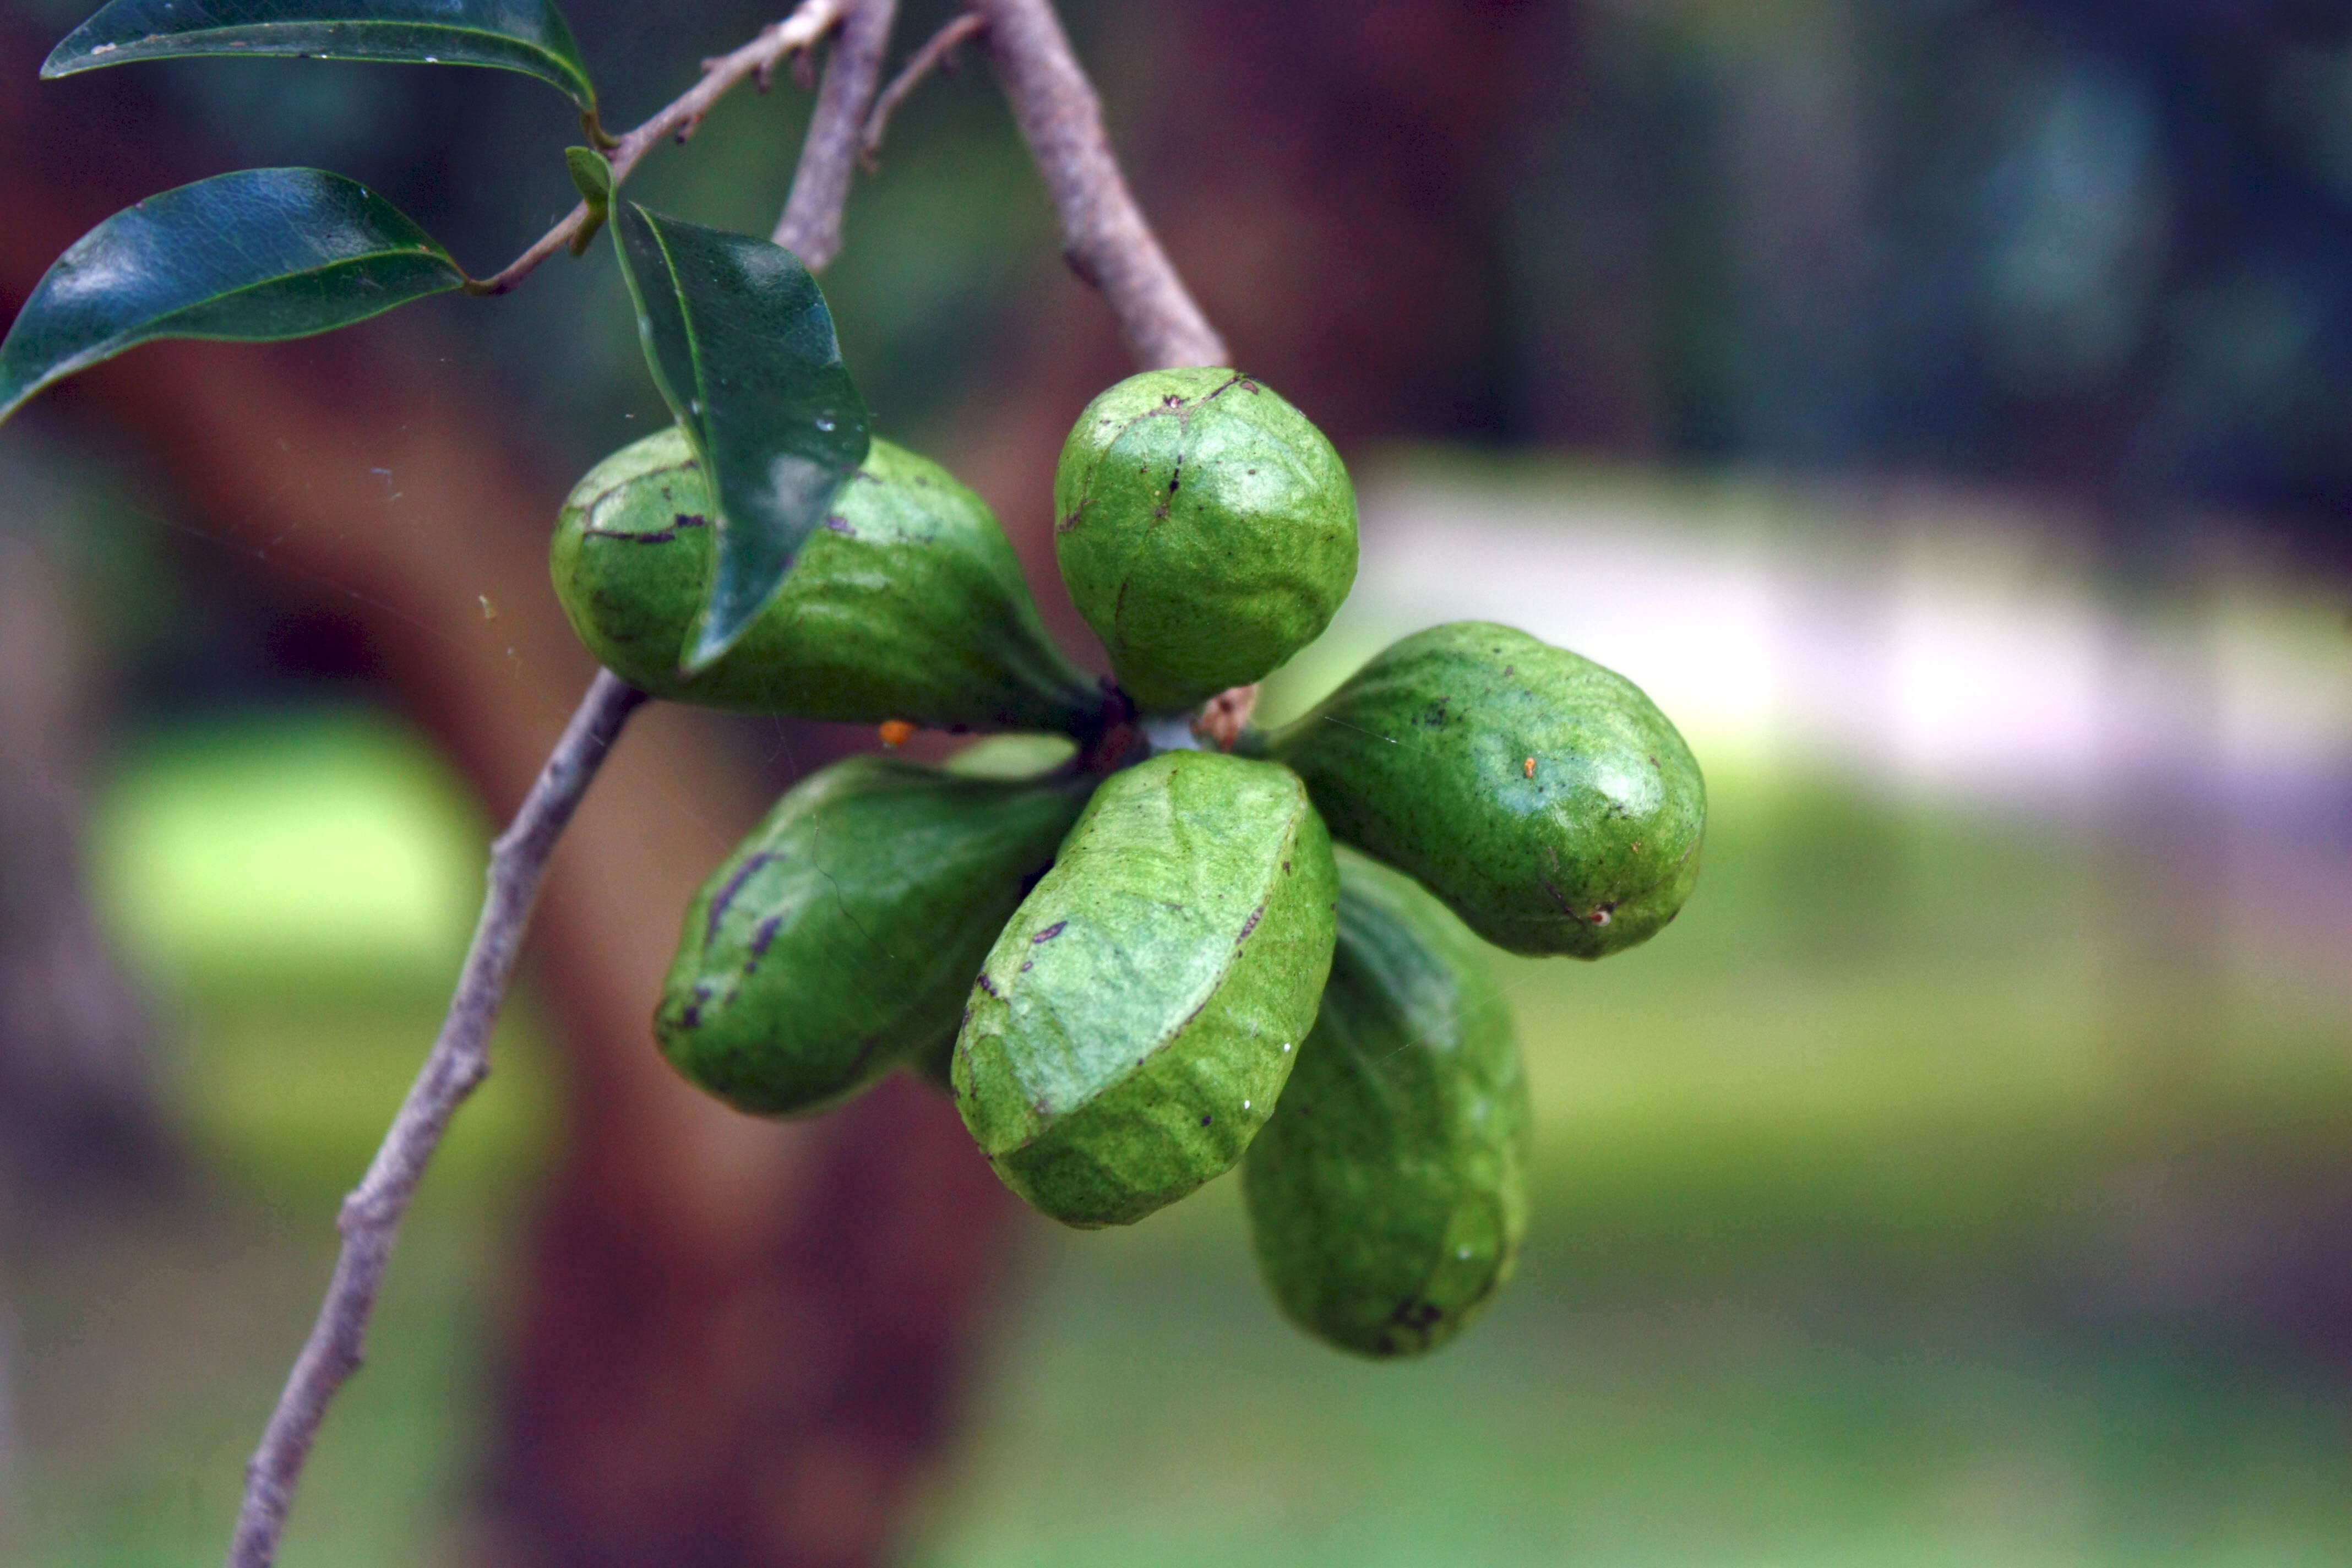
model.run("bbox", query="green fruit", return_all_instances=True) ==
[1265,621,1704,957]
[1054,368,1357,714]
[657,753,1090,1117]
[1244,848,1530,1358]
[553,426,1101,732]
[953,750,1340,1227]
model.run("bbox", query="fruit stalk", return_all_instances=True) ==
[973,0,1226,370]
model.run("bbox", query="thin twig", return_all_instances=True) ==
[469,0,848,296]
[773,0,901,268]
[223,672,647,1568]
[972,0,1226,369]
[859,11,986,171]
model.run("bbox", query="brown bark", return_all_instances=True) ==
[776,0,901,270]
[1,24,1016,1566]
[0,536,173,1197]
[976,0,1227,371]
[499,1074,1016,1567]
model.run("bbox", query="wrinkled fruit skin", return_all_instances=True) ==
[657,753,1090,1117]
[954,750,1340,1227]
[1244,848,1530,1357]
[1268,621,1705,957]
[553,426,1101,732]
[1054,368,1357,714]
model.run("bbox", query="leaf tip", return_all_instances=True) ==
[680,607,752,674]
[0,350,56,429]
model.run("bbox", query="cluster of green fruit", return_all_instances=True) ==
[551,368,1706,1358]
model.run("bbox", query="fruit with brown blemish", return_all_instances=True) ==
[1262,620,1705,957]
[952,750,1339,1226]
[552,426,1101,732]
[1054,368,1357,714]
[657,747,1090,1117]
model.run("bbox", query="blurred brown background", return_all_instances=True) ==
[2,1,2350,1564]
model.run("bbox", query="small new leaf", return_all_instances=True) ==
[564,146,612,209]
[0,168,465,427]
[41,0,599,115]
[611,203,869,669]
[563,146,611,254]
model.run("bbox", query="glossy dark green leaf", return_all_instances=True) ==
[41,0,598,115]
[0,168,464,427]
[612,202,870,669]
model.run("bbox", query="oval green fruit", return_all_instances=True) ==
[1266,620,1705,957]
[1244,847,1531,1358]
[1054,368,1357,714]
[952,750,1340,1227]
[553,426,1101,732]
[657,752,1090,1117]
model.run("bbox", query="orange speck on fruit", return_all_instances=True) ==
[879,720,916,748]
[1524,756,1536,779]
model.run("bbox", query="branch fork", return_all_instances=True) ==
[472,0,849,294]
[861,11,987,170]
